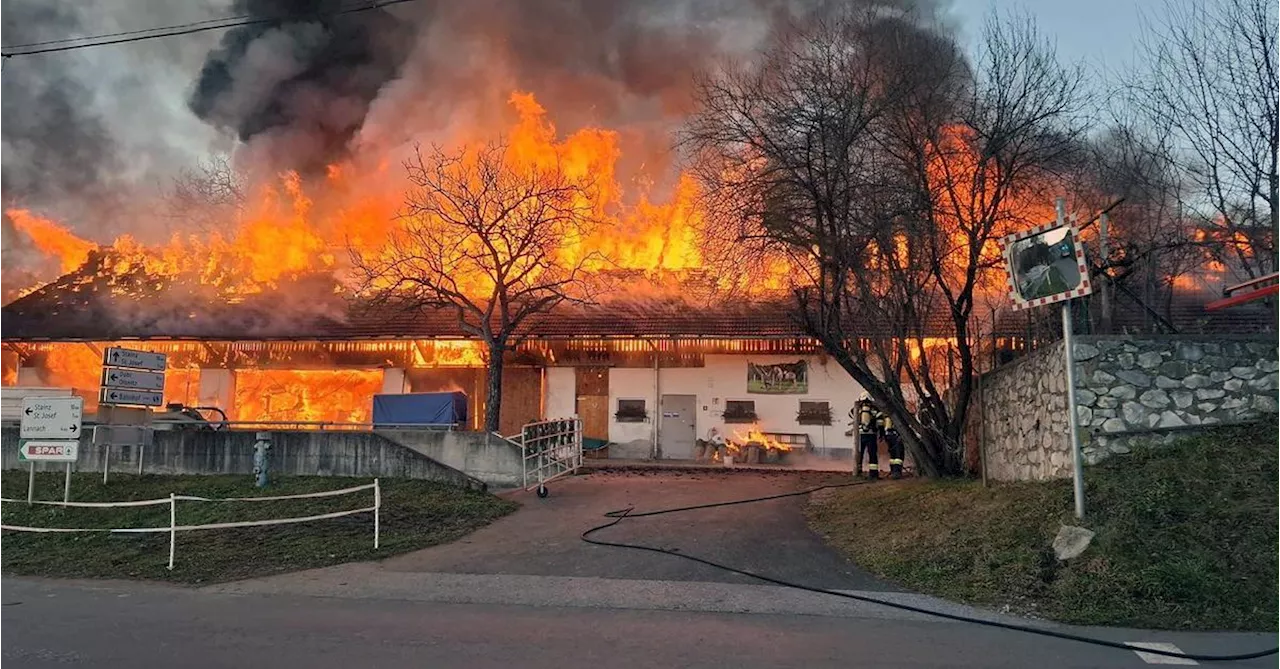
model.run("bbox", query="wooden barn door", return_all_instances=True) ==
[575,367,609,441]
[499,367,543,436]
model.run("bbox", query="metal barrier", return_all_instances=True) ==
[0,420,459,431]
[173,421,459,431]
[0,480,380,569]
[518,418,582,498]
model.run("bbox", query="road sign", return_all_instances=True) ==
[101,367,165,392]
[19,397,84,439]
[93,425,152,446]
[100,388,164,407]
[999,221,1092,311]
[99,404,152,426]
[102,347,167,371]
[18,440,79,462]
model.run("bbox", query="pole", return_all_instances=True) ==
[138,442,145,476]
[1269,167,1280,335]
[978,373,988,488]
[373,478,381,550]
[64,462,72,503]
[102,444,110,485]
[168,493,177,570]
[1098,213,1112,335]
[1057,197,1086,520]
[27,462,35,504]
[651,341,661,460]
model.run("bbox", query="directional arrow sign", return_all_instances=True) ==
[20,397,84,439]
[102,347,167,372]
[101,367,165,392]
[18,440,79,462]
[100,388,164,407]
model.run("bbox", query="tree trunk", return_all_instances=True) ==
[484,340,505,433]
[822,343,945,477]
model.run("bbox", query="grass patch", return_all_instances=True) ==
[807,423,1278,631]
[2,473,517,584]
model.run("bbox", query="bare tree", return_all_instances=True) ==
[351,140,597,432]
[685,10,1084,476]
[167,155,246,234]
[1078,116,1212,331]
[1129,0,1278,280]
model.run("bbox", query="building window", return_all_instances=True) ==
[723,400,757,423]
[615,398,647,422]
[797,401,832,426]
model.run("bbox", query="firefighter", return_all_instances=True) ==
[853,393,880,480]
[883,412,905,479]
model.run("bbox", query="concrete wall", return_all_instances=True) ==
[1,428,508,490]
[975,334,1279,481]
[376,429,524,487]
[604,354,864,458]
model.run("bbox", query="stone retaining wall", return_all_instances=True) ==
[1074,335,1278,463]
[976,341,1070,481]
[975,334,1278,481]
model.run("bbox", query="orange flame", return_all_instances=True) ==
[7,209,98,274]
[233,369,383,424]
[730,425,793,452]
[5,91,797,306]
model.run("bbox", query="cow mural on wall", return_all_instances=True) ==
[747,360,808,394]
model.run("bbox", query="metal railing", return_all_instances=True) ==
[518,418,583,493]
[1,419,460,432]
[1,480,381,570]
[201,421,460,432]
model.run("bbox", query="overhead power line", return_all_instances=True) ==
[2,14,257,50]
[1,0,418,58]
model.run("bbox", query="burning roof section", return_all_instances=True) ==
[4,250,1269,342]
[0,253,815,341]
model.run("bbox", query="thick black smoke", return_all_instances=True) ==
[187,0,942,177]
[188,0,416,175]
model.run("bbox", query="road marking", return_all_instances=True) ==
[1126,641,1198,665]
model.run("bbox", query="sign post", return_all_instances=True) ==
[19,397,83,504]
[999,197,1094,519]
[98,348,165,482]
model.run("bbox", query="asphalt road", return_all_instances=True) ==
[2,579,1273,669]
[3,471,1274,667]
[381,469,893,590]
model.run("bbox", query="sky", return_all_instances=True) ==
[949,0,1148,84]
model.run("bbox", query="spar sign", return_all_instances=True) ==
[19,441,79,462]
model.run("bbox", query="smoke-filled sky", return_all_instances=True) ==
[0,1,859,235]
[0,0,1143,249]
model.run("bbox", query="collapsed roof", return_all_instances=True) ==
[1,251,1271,342]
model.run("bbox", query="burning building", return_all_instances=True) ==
[0,263,891,459]
[3,0,1271,466]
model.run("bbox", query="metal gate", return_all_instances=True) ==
[520,418,583,497]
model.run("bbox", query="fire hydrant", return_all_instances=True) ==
[253,432,271,488]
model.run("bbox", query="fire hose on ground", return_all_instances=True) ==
[580,481,1278,663]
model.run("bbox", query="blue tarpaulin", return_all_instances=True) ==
[372,392,468,427]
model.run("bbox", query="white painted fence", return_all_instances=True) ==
[0,480,381,569]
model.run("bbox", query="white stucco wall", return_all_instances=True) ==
[604,354,864,454]
[381,368,408,394]
[16,367,44,386]
[198,368,236,414]
[543,367,576,419]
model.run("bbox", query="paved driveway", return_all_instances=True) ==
[382,469,895,591]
